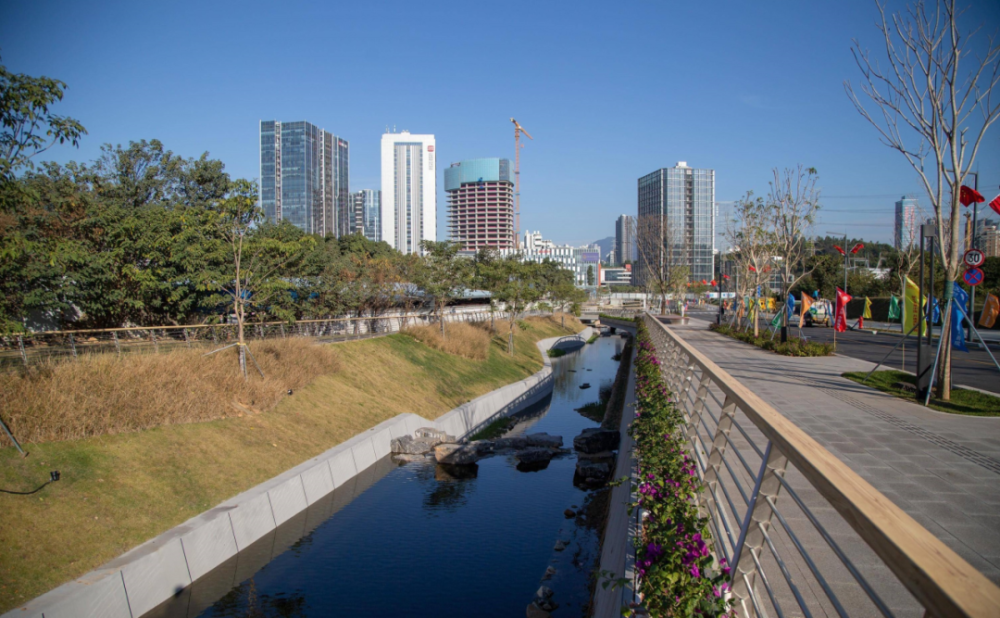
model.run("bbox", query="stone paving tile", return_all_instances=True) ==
[669,321,1000,586]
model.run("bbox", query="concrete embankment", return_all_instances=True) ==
[3,328,593,618]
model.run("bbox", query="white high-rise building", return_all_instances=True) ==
[381,130,436,254]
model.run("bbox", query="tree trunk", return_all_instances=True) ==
[936,281,955,400]
[237,312,247,380]
[440,304,446,338]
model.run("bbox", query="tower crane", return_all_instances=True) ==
[511,118,533,250]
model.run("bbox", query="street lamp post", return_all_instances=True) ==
[966,171,978,343]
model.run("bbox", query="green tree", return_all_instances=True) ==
[586,265,595,286]
[492,257,544,355]
[416,240,470,337]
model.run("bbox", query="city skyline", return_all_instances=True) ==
[4,1,997,247]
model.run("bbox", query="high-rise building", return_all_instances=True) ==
[635,162,715,286]
[259,120,348,237]
[978,218,1000,258]
[444,158,515,251]
[352,189,381,242]
[894,196,918,250]
[381,130,436,254]
[615,214,635,265]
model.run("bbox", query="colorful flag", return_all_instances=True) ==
[787,292,795,318]
[863,297,872,319]
[834,245,846,255]
[903,276,926,336]
[960,185,985,206]
[801,293,813,318]
[980,293,999,328]
[771,310,782,327]
[887,295,901,321]
[991,194,1000,217]
[851,243,864,254]
[951,286,969,352]
[835,287,852,332]
[925,297,940,325]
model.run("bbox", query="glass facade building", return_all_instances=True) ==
[615,214,635,265]
[352,189,381,242]
[635,162,715,287]
[259,120,348,237]
[444,158,515,251]
[894,196,918,250]
[381,131,436,255]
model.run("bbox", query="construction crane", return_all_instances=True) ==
[511,118,533,250]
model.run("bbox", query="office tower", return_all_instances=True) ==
[615,214,635,265]
[444,158,515,251]
[894,196,918,250]
[381,130,436,254]
[259,120,348,237]
[979,218,1000,257]
[352,189,381,242]
[635,162,715,286]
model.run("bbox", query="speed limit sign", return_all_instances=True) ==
[964,248,986,268]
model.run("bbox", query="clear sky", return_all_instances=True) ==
[2,0,998,247]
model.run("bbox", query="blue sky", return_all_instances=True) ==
[2,0,998,247]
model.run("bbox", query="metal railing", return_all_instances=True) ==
[1,308,527,367]
[643,313,1000,618]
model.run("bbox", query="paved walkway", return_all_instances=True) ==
[672,318,1000,587]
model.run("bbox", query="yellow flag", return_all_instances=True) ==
[863,297,872,320]
[903,276,926,336]
[801,294,813,316]
[980,293,999,329]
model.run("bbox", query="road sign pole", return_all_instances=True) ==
[970,173,978,344]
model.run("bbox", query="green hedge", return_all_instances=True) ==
[709,323,834,357]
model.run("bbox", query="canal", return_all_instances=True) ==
[149,333,625,618]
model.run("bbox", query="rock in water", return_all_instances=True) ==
[526,602,551,618]
[553,539,567,551]
[542,566,557,580]
[434,442,484,465]
[526,433,563,448]
[576,460,611,481]
[564,508,576,518]
[390,435,438,454]
[580,383,591,389]
[515,448,555,465]
[414,427,453,444]
[536,585,554,599]
[573,428,621,454]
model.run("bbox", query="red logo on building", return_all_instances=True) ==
[427,145,434,152]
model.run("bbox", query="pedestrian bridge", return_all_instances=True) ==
[595,313,1000,618]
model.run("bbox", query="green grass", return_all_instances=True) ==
[547,348,568,358]
[586,333,600,344]
[843,370,1000,416]
[0,315,583,612]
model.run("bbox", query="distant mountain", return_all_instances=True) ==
[591,236,615,260]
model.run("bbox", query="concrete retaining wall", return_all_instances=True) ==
[3,328,592,618]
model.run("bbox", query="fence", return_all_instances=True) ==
[0,307,525,368]
[643,313,1000,618]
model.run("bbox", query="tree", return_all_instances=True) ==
[416,240,470,337]
[0,59,86,180]
[538,259,583,328]
[846,0,1000,399]
[635,216,690,314]
[768,165,821,340]
[491,257,544,355]
[586,265,595,286]
[725,192,776,336]
[199,180,311,378]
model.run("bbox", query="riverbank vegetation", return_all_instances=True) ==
[709,323,834,357]
[0,315,580,612]
[843,370,1000,416]
[628,318,731,615]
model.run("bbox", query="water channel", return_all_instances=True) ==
[148,333,625,618]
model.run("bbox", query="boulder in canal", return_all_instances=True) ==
[573,428,620,454]
[434,442,485,465]
[525,433,563,448]
[390,435,439,455]
[515,447,556,466]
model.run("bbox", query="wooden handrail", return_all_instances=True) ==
[646,314,1000,618]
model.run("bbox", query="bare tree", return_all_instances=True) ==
[769,166,822,341]
[846,0,1000,399]
[634,215,690,314]
[725,192,776,337]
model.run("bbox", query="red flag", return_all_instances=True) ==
[723,274,730,280]
[748,265,757,272]
[850,243,864,254]
[834,287,852,333]
[960,185,985,206]
[990,194,1000,216]
[710,279,717,286]
[833,245,846,256]
[701,279,707,285]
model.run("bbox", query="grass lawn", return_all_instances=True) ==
[842,370,1000,417]
[0,316,581,612]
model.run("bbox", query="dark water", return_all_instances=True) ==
[151,334,624,618]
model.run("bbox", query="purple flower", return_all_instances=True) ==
[690,566,700,578]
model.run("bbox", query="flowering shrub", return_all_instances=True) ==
[630,318,732,616]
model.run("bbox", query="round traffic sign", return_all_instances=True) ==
[963,267,984,287]
[964,248,985,268]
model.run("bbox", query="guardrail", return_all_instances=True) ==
[0,309,526,367]
[643,313,1000,618]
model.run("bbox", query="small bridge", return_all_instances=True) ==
[550,334,587,352]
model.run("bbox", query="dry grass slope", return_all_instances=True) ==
[0,339,338,446]
[401,321,492,360]
[0,315,583,612]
